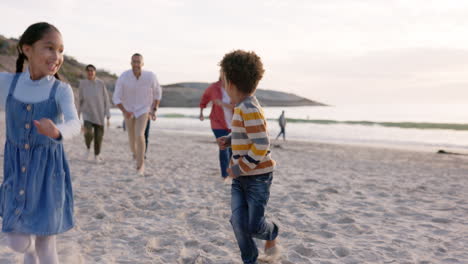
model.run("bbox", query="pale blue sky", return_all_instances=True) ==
[1,0,468,105]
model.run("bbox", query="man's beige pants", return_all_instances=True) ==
[124,113,148,169]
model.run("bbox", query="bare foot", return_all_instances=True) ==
[259,239,281,262]
[223,177,233,185]
[264,239,276,251]
[137,165,145,176]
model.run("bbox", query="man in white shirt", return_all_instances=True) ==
[113,53,162,175]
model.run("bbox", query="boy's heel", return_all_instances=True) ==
[258,243,282,263]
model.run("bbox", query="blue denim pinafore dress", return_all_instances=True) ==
[0,73,74,235]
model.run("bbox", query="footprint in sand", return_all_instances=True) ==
[180,249,214,264]
[275,260,295,264]
[317,193,328,201]
[432,228,450,235]
[190,218,221,231]
[343,224,365,235]
[377,192,389,197]
[184,240,199,248]
[441,258,461,263]
[437,247,447,254]
[191,254,214,264]
[290,184,303,189]
[94,212,106,220]
[201,243,229,256]
[306,201,320,208]
[287,250,314,264]
[145,238,164,255]
[333,246,350,257]
[292,244,318,258]
[146,200,163,210]
[315,230,336,239]
[120,178,133,183]
[336,216,355,224]
[304,178,318,183]
[319,222,328,229]
[431,218,451,224]
[320,187,339,194]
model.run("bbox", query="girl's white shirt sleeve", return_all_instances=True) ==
[55,82,81,139]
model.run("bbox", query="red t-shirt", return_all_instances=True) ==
[199,80,232,130]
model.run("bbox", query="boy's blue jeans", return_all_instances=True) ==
[212,129,232,178]
[230,172,279,264]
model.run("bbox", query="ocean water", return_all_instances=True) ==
[110,104,468,152]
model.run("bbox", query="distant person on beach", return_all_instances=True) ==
[275,110,286,141]
[113,53,162,175]
[216,50,280,264]
[0,22,80,263]
[78,64,111,163]
[199,75,234,178]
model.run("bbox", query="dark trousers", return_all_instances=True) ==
[212,129,232,178]
[84,121,104,155]
[144,119,151,154]
[231,173,279,264]
[276,126,285,141]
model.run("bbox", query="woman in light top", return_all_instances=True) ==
[0,22,80,263]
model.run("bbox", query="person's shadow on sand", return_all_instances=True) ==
[437,149,468,155]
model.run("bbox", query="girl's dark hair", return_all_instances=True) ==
[16,22,61,80]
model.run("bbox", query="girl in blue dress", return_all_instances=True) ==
[0,22,80,263]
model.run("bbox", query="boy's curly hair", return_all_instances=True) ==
[220,50,265,94]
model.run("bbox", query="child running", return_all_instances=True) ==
[0,22,80,263]
[217,50,280,264]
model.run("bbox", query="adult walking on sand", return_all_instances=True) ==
[275,110,286,141]
[78,64,111,162]
[113,53,162,175]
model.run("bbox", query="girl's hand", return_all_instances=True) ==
[214,99,223,106]
[33,118,61,139]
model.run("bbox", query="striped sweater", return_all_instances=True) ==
[229,96,276,177]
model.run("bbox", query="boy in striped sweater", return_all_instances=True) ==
[217,50,280,264]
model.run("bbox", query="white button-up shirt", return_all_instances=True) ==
[113,70,162,118]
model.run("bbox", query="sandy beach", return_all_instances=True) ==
[0,117,467,264]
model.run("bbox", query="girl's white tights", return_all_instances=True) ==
[6,233,59,264]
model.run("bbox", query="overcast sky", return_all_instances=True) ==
[1,0,468,105]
